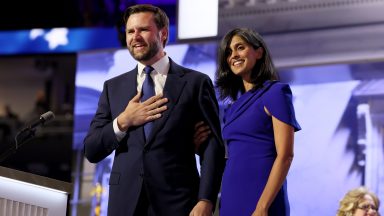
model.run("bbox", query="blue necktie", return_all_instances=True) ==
[142,65,155,140]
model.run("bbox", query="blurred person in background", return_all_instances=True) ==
[337,186,380,216]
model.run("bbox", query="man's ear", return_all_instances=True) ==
[160,28,168,43]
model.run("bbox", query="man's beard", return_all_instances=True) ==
[129,40,160,62]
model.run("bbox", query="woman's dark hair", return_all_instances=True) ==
[123,4,169,47]
[215,28,278,102]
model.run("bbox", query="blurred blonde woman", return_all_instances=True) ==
[337,187,380,216]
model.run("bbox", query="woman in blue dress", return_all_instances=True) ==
[215,28,301,216]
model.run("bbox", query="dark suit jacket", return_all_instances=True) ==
[84,58,225,216]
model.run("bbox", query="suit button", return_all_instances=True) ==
[143,149,148,153]
[140,172,144,177]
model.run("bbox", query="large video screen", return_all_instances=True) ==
[177,0,219,41]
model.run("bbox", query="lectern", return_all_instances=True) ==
[0,166,72,216]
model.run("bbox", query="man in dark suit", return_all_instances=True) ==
[83,4,225,216]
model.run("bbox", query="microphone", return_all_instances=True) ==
[0,111,56,162]
[21,111,56,132]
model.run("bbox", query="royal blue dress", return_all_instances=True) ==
[220,81,301,216]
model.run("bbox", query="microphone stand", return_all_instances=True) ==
[0,128,37,163]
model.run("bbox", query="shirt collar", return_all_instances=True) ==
[138,54,170,76]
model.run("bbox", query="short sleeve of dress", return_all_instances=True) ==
[263,82,301,132]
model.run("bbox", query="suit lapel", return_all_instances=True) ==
[116,69,138,115]
[145,60,186,145]
[118,67,146,144]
